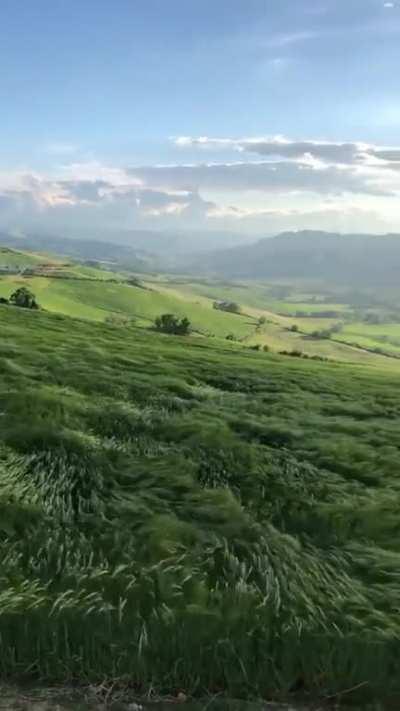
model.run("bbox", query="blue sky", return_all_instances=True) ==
[1,0,400,239]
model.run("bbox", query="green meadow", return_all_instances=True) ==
[0,246,51,268]
[0,274,256,337]
[1,300,400,702]
[2,255,400,368]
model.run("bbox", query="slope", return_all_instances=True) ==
[0,304,400,701]
[0,273,257,338]
[188,230,400,285]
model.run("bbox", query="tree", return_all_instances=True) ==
[9,287,39,309]
[155,313,191,335]
[213,300,241,314]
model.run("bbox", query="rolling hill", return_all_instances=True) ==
[188,230,400,285]
[0,232,158,272]
[2,245,400,369]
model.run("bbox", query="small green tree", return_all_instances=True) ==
[176,316,191,335]
[155,313,191,335]
[9,287,39,309]
[213,300,241,314]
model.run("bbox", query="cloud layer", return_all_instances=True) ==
[1,134,400,240]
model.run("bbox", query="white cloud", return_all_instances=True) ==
[207,204,389,234]
[173,135,372,164]
[129,159,393,197]
[1,133,400,238]
[59,160,139,186]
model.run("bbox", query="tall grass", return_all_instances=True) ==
[0,305,400,701]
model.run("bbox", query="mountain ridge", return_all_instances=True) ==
[186,229,400,285]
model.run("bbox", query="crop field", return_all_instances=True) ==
[1,303,400,702]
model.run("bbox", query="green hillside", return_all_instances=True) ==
[0,274,257,338]
[1,303,400,701]
[0,246,53,268]
[2,259,400,371]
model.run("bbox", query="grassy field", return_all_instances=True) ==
[3,258,400,370]
[337,322,400,356]
[0,246,56,268]
[0,275,257,338]
[163,278,349,316]
[1,303,400,701]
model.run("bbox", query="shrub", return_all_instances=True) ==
[9,287,39,310]
[311,322,343,339]
[279,349,303,358]
[213,300,241,314]
[155,313,191,335]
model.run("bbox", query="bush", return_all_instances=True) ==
[311,322,343,339]
[279,349,303,358]
[155,313,191,335]
[290,324,299,332]
[213,300,241,314]
[9,287,39,310]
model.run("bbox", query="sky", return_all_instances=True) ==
[1,0,400,243]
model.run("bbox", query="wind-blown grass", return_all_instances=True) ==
[0,305,400,701]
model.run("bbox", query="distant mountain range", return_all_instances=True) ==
[0,228,257,269]
[186,230,400,285]
[1,229,400,285]
[0,232,158,271]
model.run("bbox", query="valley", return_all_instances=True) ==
[1,245,400,369]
